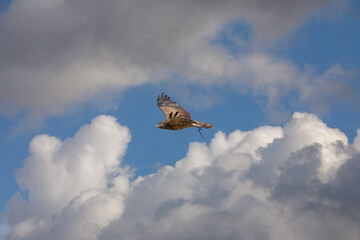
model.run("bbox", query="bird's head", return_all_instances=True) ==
[156,119,172,129]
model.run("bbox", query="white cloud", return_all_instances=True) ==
[6,115,131,240]
[0,0,352,119]
[5,112,360,239]
[354,129,360,151]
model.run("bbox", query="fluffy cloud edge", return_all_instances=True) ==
[4,112,360,240]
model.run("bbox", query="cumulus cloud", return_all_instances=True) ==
[5,112,360,239]
[0,0,354,119]
[6,115,131,240]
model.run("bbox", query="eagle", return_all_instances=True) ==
[156,92,214,132]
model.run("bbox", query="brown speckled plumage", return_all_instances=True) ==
[156,93,213,131]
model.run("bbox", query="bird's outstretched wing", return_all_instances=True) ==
[157,92,192,120]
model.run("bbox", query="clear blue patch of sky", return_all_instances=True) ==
[281,3,360,73]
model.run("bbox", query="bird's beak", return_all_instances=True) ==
[156,123,160,128]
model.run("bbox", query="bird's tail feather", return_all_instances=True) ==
[193,121,214,129]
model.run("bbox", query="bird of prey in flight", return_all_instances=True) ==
[156,92,213,140]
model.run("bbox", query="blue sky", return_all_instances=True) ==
[1,0,360,239]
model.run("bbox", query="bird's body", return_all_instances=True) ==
[156,92,213,131]
[157,117,195,130]
[157,118,210,130]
